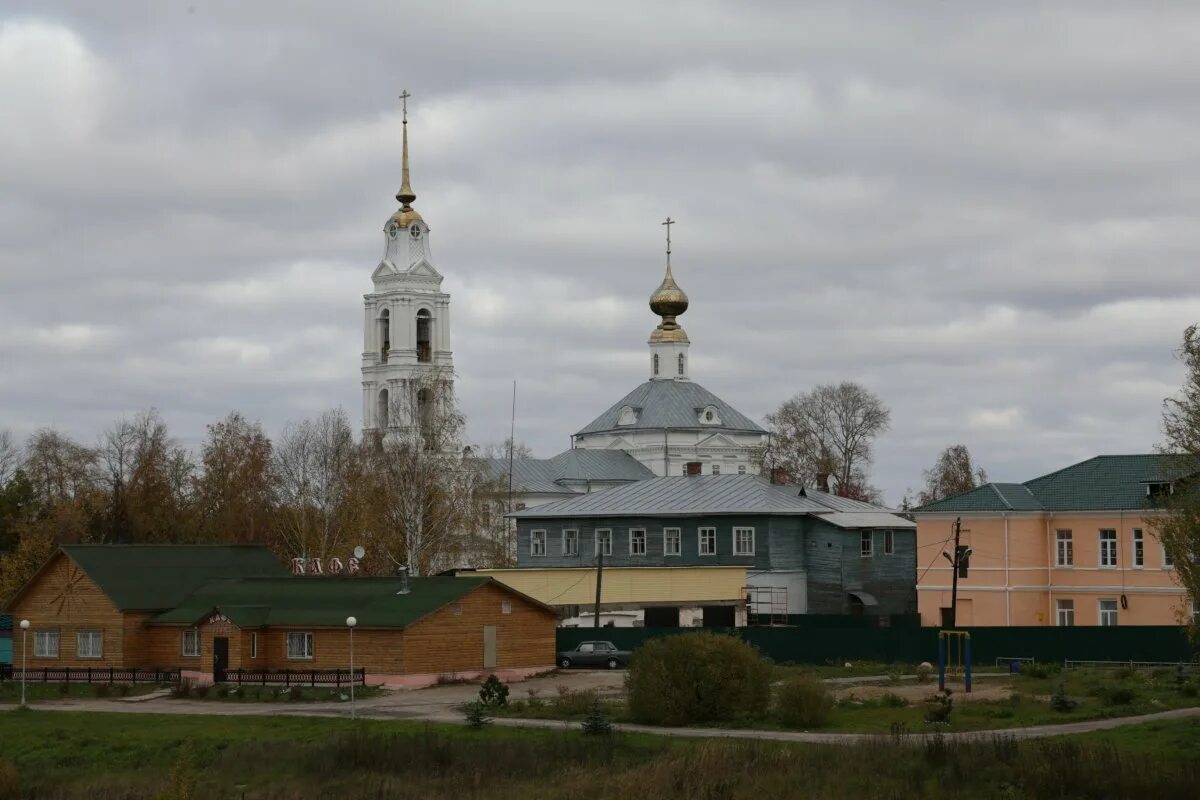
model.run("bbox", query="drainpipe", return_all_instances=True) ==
[664,428,669,477]
[1046,513,1054,626]
[1004,513,1011,626]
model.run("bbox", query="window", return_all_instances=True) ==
[1055,530,1073,567]
[712,464,720,475]
[664,527,681,556]
[416,308,432,363]
[33,631,59,658]
[629,528,647,555]
[563,529,579,556]
[733,527,755,556]
[578,642,595,653]
[181,628,200,657]
[76,631,103,659]
[699,527,717,556]
[250,633,258,659]
[595,529,612,557]
[860,531,874,558]
[1056,599,1075,627]
[1164,542,1175,569]
[884,530,895,555]
[1132,529,1144,568]
[501,601,512,615]
[653,353,660,376]
[379,308,390,363]
[286,632,314,660]
[530,530,547,557]
[377,388,389,429]
[738,465,746,475]
[1099,599,1119,627]
[678,353,685,375]
[1099,529,1117,568]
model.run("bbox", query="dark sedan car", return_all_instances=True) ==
[556,640,631,669]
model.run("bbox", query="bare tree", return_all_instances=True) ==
[98,410,195,542]
[1154,325,1200,617]
[0,429,20,487]
[271,408,364,561]
[363,369,483,575]
[917,445,988,506]
[764,382,891,499]
[23,429,99,509]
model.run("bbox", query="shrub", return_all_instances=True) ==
[626,632,771,725]
[463,701,491,729]
[479,674,509,707]
[117,684,131,697]
[58,682,70,696]
[1114,666,1136,681]
[1050,684,1077,712]
[288,686,304,701]
[1102,685,1137,706]
[169,685,190,699]
[916,663,933,684]
[879,692,909,708]
[94,683,110,698]
[886,667,903,686]
[553,686,598,715]
[1022,663,1051,679]
[1179,681,1198,698]
[925,690,953,724]
[775,676,833,728]
[581,698,613,736]
[0,757,19,800]
[192,685,209,699]
[216,686,229,699]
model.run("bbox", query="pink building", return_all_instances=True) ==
[912,455,1193,627]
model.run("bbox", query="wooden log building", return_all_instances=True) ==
[6,545,557,686]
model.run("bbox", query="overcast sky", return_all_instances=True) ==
[3,2,1200,504]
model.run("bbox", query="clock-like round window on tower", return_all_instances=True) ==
[410,225,422,240]
[388,224,398,239]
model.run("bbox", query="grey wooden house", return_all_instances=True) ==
[509,474,917,624]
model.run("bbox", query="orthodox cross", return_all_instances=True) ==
[399,89,411,123]
[661,216,675,257]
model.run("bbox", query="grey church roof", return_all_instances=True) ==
[509,474,910,522]
[574,380,766,436]
[482,449,654,496]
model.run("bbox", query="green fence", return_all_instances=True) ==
[556,626,1199,666]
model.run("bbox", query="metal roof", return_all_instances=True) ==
[481,449,654,496]
[913,454,1198,514]
[820,512,915,529]
[575,380,766,436]
[509,474,899,519]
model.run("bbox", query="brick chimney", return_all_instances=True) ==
[770,467,789,485]
[816,471,831,493]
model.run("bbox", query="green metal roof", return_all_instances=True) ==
[61,545,289,611]
[150,576,492,629]
[913,454,1196,514]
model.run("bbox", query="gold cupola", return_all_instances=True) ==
[649,217,689,344]
[389,89,423,228]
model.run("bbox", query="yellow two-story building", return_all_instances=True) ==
[912,455,1193,627]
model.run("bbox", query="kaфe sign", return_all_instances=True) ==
[290,546,366,576]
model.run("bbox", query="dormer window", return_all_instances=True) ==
[1147,482,1173,498]
[698,406,721,425]
[617,406,639,426]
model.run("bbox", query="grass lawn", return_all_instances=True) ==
[169,683,389,703]
[0,682,165,703]
[0,709,1198,799]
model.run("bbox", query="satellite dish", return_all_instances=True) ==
[353,546,365,559]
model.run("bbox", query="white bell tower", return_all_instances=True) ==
[361,90,454,436]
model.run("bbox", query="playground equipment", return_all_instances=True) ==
[937,630,972,693]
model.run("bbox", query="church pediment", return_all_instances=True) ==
[695,433,741,449]
[372,261,397,280]
[407,259,442,279]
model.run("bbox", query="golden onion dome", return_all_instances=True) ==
[649,262,689,321]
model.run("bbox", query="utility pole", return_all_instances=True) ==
[593,544,604,629]
[941,517,971,629]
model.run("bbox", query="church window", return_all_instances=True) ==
[678,353,685,375]
[379,309,391,363]
[652,353,659,376]
[712,464,720,475]
[377,389,390,429]
[417,387,434,450]
[416,309,432,363]
[738,465,746,475]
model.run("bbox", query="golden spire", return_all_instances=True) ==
[396,89,416,209]
[649,217,689,342]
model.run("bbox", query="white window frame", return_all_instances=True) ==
[698,527,717,556]
[594,529,612,557]
[286,631,315,660]
[562,529,579,556]
[1055,530,1073,567]
[1163,542,1175,569]
[250,632,258,659]
[33,630,59,658]
[1132,528,1144,569]
[712,463,720,475]
[76,630,103,659]
[530,529,547,557]
[664,527,681,556]
[181,628,201,657]
[733,527,755,556]
[629,528,647,556]
[501,600,512,615]
[1098,529,1118,568]
[1098,599,1119,627]
[1055,599,1075,627]
[738,465,746,475]
[884,530,895,556]
[860,531,874,558]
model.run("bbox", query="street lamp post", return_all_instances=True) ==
[18,620,30,707]
[346,616,357,719]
